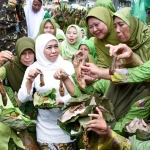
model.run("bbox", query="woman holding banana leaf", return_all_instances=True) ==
[0,37,38,149]
[18,34,78,149]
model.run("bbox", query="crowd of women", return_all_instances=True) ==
[0,0,150,149]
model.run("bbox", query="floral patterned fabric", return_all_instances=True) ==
[38,141,78,150]
[111,60,150,83]
[90,130,131,150]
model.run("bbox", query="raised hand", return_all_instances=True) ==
[26,69,42,83]
[106,43,133,60]
[0,50,13,65]
[81,63,101,80]
[86,107,112,139]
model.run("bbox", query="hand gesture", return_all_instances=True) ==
[54,68,69,81]
[56,99,64,105]
[81,63,101,79]
[0,50,13,65]
[106,43,133,60]
[26,69,42,83]
[86,107,112,139]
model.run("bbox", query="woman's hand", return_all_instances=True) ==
[106,43,133,60]
[26,69,42,83]
[86,107,112,139]
[84,75,97,84]
[0,50,13,65]
[54,69,69,81]
[106,44,143,65]
[56,99,64,105]
[81,63,101,79]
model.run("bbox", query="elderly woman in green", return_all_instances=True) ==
[0,37,35,93]
[86,6,120,68]
[0,37,36,149]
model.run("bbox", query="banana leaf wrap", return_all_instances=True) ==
[33,88,62,109]
[0,94,36,131]
[57,93,115,140]
[125,118,150,140]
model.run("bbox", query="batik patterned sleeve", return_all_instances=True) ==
[111,60,150,83]
[90,130,131,150]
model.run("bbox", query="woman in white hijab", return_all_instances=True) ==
[24,0,45,39]
[18,34,78,149]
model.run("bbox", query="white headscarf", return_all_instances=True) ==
[35,34,64,70]
[24,0,45,39]
[81,28,87,41]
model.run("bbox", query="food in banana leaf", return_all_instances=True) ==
[57,93,115,149]
[33,88,62,109]
[0,107,36,131]
[72,52,89,89]
[125,118,150,140]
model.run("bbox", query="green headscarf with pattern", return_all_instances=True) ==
[113,7,150,62]
[86,7,120,68]
[35,18,57,40]
[79,40,97,61]
[94,0,116,13]
[4,37,35,92]
[61,24,82,62]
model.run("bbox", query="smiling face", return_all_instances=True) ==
[66,27,78,44]
[114,17,130,42]
[79,44,90,55]
[88,17,108,39]
[32,0,42,13]
[44,40,59,62]
[43,21,55,35]
[20,49,35,66]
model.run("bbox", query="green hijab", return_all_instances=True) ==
[4,37,35,92]
[94,0,116,13]
[106,8,150,128]
[35,18,57,40]
[61,24,82,62]
[79,40,97,61]
[56,34,65,41]
[86,7,120,68]
[114,7,150,62]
